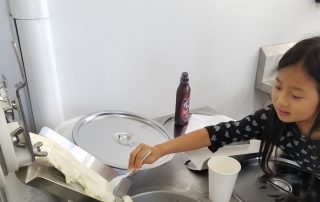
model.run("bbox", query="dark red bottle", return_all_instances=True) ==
[174,72,191,126]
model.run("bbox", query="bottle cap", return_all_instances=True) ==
[181,72,189,82]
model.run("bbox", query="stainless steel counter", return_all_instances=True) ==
[53,107,239,202]
[127,107,238,202]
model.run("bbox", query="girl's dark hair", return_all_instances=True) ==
[259,36,320,200]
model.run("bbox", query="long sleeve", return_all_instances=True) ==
[205,105,271,152]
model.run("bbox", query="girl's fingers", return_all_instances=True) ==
[128,144,150,170]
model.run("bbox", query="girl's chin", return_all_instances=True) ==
[276,113,292,122]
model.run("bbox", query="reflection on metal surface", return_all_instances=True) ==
[113,132,138,147]
[234,156,320,202]
[0,187,7,202]
[15,127,118,202]
[16,161,101,202]
[132,191,201,202]
[268,177,292,193]
[72,111,174,170]
[163,116,188,138]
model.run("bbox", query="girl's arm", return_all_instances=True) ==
[128,105,271,171]
[128,128,211,170]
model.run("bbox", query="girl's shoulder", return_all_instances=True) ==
[252,104,273,118]
[260,104,273,111]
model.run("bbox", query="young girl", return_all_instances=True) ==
[128,36,320,199]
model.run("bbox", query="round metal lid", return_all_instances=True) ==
[72,111,174,170]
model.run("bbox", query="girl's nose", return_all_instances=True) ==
[277,94,289,107]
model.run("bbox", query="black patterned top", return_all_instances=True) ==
[205,105,318,172]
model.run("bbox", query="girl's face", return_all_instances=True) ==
[272,63,320,136]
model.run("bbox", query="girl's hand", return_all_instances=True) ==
[128,128,211,171]
[128,143,162,171]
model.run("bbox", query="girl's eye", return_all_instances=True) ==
[274,85,281,90]
[292,95,303,100]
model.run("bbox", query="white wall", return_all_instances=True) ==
[46,0,320,124]
[3,0,320,129]
[0,0,36,131]
[0,1,19,98]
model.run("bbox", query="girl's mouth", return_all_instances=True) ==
[277,108,290,117]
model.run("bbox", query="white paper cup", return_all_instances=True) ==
[207,156,241,202]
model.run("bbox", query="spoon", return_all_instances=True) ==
[110,150,152,195]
